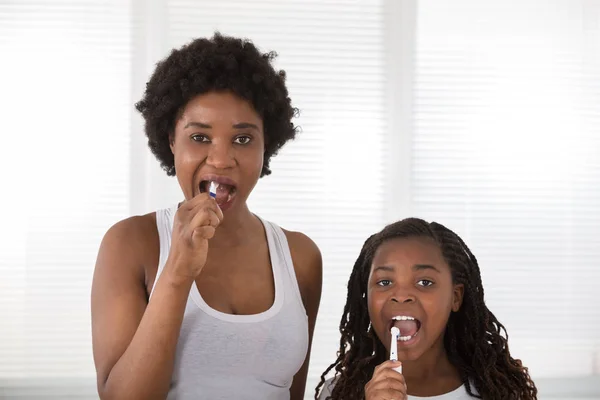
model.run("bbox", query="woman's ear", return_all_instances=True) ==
[169,132,175,154]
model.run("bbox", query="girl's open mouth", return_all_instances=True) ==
[390,315,422,342]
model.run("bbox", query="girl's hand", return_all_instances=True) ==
[365,360,407,400]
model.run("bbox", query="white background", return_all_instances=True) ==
[0,0,599,398]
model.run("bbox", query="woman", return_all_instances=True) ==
[91,33,322,400]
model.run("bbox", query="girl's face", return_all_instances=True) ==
[170,91,265,213]
[367,237,464,362]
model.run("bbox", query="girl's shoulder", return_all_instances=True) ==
[317,377,336,400]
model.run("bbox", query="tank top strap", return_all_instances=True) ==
[258,217,306,312]
[150,204,177,298]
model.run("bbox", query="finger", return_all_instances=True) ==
[372,361,404,381]
[367,378,406,400]
[180,192,213,210]
[188,196,223,222]
[373,378,406,393]
[371,387,407,400]
[373,360,402,375]
[189,207,221,231]
[174,195,213,226]
[368,371,406,390]
[192,225,217,241]
[373,370,405,385]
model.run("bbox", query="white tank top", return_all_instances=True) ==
[150,205,309,400]
[319,378,479,399]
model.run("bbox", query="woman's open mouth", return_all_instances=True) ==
[199,180,237,209]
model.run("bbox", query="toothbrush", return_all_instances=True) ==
[390,326,402,374]
[209,181,218,199]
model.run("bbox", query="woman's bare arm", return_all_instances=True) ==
[286,230,323,400]
[91,216,193,400]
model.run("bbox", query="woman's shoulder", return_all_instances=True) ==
[97,212,160,289]
[103,212,158,250]
[281,228,322,272]
[278,226,322,315]
[282,228,321,262]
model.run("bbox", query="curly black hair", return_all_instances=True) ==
[135,32,299,177]
[316,218,537,400]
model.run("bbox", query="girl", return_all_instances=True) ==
[316,218,536,400]
[91,33,322,399]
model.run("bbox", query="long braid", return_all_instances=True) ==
[315,235,386,399]
[316,218,537,400]
[435,224,537,399]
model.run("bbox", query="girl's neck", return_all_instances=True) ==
[396,342,463,396]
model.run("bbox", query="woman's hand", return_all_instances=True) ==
[165,193,223,281]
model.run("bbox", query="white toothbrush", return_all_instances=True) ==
[390,326,402,374]
[209,181,218,199]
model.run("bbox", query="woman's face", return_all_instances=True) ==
[367,237,464,362]
[170,91,265,213]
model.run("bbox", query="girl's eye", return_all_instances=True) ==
[191,134,209,142]
[417,279,434,287]
[377,279,392,287]
[234,135,252,145]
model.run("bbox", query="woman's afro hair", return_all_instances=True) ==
[135,32,299,177]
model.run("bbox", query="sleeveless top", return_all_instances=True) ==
[150,205,309,399]
[319,377,479,399]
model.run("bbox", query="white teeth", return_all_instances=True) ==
[397,331,419,342]
[392,316,415,321]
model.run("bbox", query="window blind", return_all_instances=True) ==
[411,0,600,379]
[0,0,132,387]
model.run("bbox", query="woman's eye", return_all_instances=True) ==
[377,279,392,287]
[234,135,251,145]
[191,134,209,142]
[417,279,434,287]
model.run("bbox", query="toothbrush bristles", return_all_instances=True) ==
[209,181,218,198]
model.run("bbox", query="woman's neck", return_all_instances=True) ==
[210,202,261,247]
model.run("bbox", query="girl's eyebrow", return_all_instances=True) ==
[413,263,441,273]
[372,264,441,273]
[372,265,394,273]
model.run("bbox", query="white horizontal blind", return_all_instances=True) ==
[0,0,131,387]
[412,0,600,379]
[148,0,388,396]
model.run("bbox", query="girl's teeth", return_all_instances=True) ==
[398,331,419,342]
